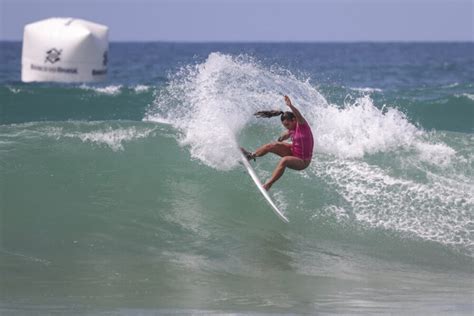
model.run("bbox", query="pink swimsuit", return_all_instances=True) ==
[290,122,314,160]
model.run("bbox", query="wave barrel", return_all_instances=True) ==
[21,17,109,83]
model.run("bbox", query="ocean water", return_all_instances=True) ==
[0,42,473,314]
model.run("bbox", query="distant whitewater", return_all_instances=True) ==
[1,42,473,315]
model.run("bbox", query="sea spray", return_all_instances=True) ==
[144,52,328,170]
[144,52,473,255]
[146,53,458,166]
[312,95,422,158]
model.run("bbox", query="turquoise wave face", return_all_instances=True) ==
[1,43,473,313]
[1,119,473,313]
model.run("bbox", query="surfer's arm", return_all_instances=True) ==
[284,95,306,124]
[277,130,291,142]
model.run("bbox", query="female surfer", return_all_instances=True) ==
[242,95,314,190]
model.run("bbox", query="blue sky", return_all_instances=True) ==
[1,0,473,42]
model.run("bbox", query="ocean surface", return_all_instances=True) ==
[1,42,473,315]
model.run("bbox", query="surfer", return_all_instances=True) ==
[242,95,314,190]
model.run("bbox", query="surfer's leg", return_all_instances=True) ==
[255,142,292,158]
[263,156,310,190]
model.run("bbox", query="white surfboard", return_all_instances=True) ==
[240,152,289,223]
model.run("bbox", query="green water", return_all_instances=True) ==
[1,43,473,314]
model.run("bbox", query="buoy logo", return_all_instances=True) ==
[45,48,62,64]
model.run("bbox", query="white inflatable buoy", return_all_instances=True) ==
[21,17,109,83]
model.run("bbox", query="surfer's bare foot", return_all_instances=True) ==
[263,182,272,191]
[240,147,256,161]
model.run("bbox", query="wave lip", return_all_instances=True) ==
[61,126,155,151]
[0,121,158,152]
[315,95,421,158]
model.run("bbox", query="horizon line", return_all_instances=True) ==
[1,39,473,44]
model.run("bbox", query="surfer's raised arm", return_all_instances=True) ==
[284,95,306,124]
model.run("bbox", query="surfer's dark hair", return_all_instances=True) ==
[254,110,295,121]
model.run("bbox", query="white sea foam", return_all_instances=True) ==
[67,127,154,151]
[37,123,156,151]
[312,158,474,252]
[0,122,158,152]
[66,127,154,151]
[6,86,22,94]
[80,84,123,95]
[350,87,383,93]
[414,141,456,166]
[460,93,474,101]
[442,82,459,88]
[313,95,422,158]
[133,85,151,93]
[311,95,459,167]
[272,189,289,216]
